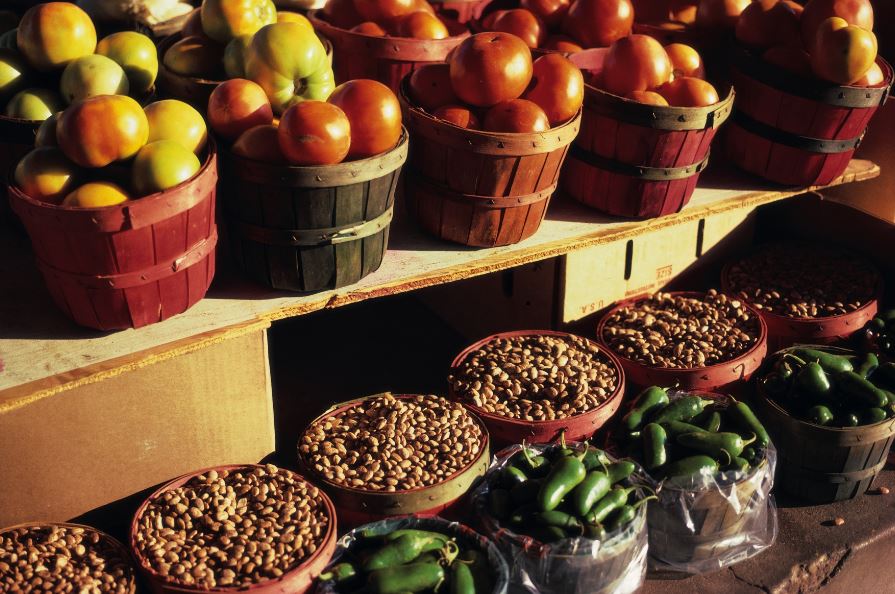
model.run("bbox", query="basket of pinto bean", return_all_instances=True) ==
[611,387,777,573]
[314,515,510,594]
[129,464,337,594]
[298,393,490,529]
[597,291,769,392]
[1,522,137,594]
[722,242,882,350]
[448,331,626,447]
[474,441,652,594]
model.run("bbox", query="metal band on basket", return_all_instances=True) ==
[235,206,394,247]
[583,88,734,130]
[407,173,556,207]
[732,111,865,154]
[570,146,711,180]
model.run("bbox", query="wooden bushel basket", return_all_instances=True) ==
[725,50,893,187]
[8,143,218,331]
[563,49,733,220]
[222,131,407,292]
[308,12,468,93]
[400,79,581,247]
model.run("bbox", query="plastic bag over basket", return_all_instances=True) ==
[314,515,510,594]
[474,443,649,594]
[644,390,778,575]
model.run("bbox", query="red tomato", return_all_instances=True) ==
[562,0,633,48]
[801,0,873,50]
[395,11,449,39]
[278,101,350,165]
[520,0,570,29]
[522,53,584,125]
[626,90,669,105]
[57,95,148,168]
[328,79,402,158]
[484,99,550,132]
[657,76,719,106]
[491,9,545,49]
[665,43,705,79]
[232,124,287,164]
[354,0,417,24]
[207,78,274,141]
[735,0,803,50]
[542,35,584,53]
[449,32,533,107]
[602,34,672,96]
[408,63,458,111]
[351,21,387,35]
[433,104,481,129]
[762,45,813,77]
[695,0,750,29]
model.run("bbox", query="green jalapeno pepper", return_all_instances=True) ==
[621,386,669,431]
[515,448,550,477]
[582,446,611,471]
[584,486,635,524]
[807,404,834,426]
[702,411,722,432]
[836,371,888,407]
[856,353,880,379]
[363,534,445,571]
[838,412,860,427]
[511,479,543,505]
[762,373,790,398]
[862,407,888,425]
[530,525,568,544]
[774,357,796,381]
[651,396,711,424]
[791,348,854,374]
[319,562,357,583]
[676,430,754,459]
[537,456,587,511]
[725,456,751,474]
[536,510,583,533]
[500,465,529,488]
[458,550,492,594]
[509,502,538,526]
[367,562,445,594]
[728,399,770,447]
[642,423,667,470]
[662,420,707,437]
[606,461,636,484]
[583,523,606,540]
[662,455,719,484]
[382,530,449,544]
[488,488,511,520]
[570,470,611,516]
[796,362,832,399]
[449,561,475,594]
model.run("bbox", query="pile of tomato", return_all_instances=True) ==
[320,0,457,39]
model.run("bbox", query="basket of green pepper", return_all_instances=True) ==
[612,386,777,573]
[314,516,509,594]
[474,441,652,594]
[756,345,895,503]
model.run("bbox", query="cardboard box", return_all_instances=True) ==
[0,320,275,526]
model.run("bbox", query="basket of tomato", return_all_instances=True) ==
[401,31,582,247]
[725,0,892,186]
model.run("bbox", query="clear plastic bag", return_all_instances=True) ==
[640,390,778,574]
[314,515,510,594]
[473,443,649,594]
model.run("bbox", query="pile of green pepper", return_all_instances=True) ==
[486,442,652,544]
[858,309,895,359]
[318,527,494,594]
[762,346,895,427]
[618,387,770,485]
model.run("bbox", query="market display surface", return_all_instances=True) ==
[1,0,893,592]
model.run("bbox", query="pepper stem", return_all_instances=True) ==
[742,432,757,448]
[631,495,658,511]
[781,353,807,366]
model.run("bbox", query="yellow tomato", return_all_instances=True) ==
[14,147,79,202]
[144,99,208,154]
[63,181,129,208]
[17,2,96,71]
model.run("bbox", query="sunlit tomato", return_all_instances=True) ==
[520,0,570,29]
[0,49,25,98]
[4,87,63,120]
[60,55,129,104]
[96,31,159,96]
[433,104,480,129]
[491,10,545,49]
[669,0,699,23]
[408,63,458,111]
[801,0,873,50]
[632,0,670,22]
[810,16,877,84]
[602,34,672,96]
[657,76,719,106]
[277,11,313,29]
[735,0,803,50]
[855,62,884,86]
[17,2,96,72]
[449,32,533,107]
[522,54,584,125]
[395,11,449,39]
[626,90,669,105]
[762,46,813,77]
[412,0,437,14]
[57,95,149,167]
[329,79,402,158]
[354,0,417,24]
[14,147,79,202]
[35,112,59,147]
[323,0,364,29]
[352,21,387,35]
[207,78,274,140]
[695,0,750,29]
[232,124,287,163]
[484,99,550,132]
[542,35,584,53]
[183,9,206,38]
[144,99,208,154]
[132,140,202,195]
[665,43,705,78]
[63,181,129,208]
[163,36,225,79]
[562,0,633,48]
[278,100,350,165]
[201,0,277,43]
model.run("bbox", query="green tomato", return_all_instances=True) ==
[4,87,62,120]
[0,48,26,98]
[223,34,253,79]
[96,31,159,96]
[132,140,201,196]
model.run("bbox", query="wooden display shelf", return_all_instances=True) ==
[0,159,879,401]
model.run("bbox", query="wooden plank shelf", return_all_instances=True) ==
[0,159,879,402]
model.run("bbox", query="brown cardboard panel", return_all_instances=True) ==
[0,326,275,526]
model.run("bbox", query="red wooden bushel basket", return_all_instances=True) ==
[562,48,734,219]
[308,12,468,93]
[725,49,892,187]
[8,144,218,331]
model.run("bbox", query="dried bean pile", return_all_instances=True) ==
[601,291,760,368]
[300,394,484,492]
[133,465,329,590]
[0,524,135,594]
[449,334,619,421]
[726,243,877,318]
